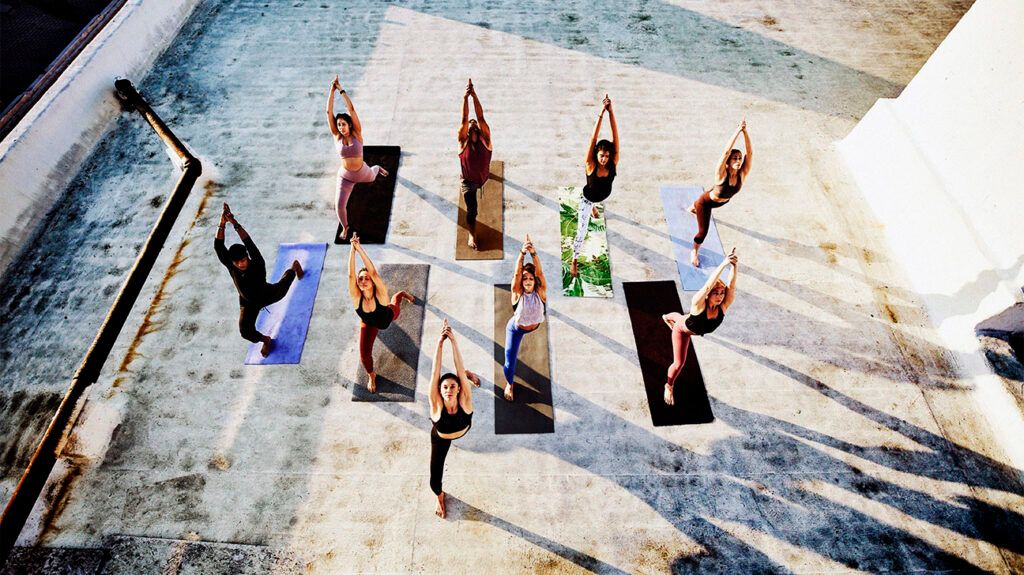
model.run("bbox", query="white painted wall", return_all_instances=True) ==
[839,0,1024,467]
[0,0,201,278]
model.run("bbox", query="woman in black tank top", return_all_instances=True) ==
[662,249,738,406]
[570,94,620,278]
[688,120,753,268]
[428,319,481,519]
[348,234,415,393]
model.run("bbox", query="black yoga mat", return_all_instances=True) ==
[334,145,402,245]
[455,160,504,260]
[492,284,554,434]
[623,280,714,426]
[351,264,429,402]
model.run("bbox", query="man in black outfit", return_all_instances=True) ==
[215,203,303,357]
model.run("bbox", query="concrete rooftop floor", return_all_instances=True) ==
[2,0,1023,573]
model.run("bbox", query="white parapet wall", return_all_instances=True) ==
[839,0,1024,468]
[0,0,201,279]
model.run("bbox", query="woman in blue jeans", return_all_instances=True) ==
[503,234,547,401]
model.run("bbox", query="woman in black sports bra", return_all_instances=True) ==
[428,319,480,519]
[348,233,414,393]
[662,248,738,406]
[570,94,619,278]
[688,120,752,267]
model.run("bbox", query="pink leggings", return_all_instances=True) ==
[358,299,402,374]
[336,163,381,228]
[664,312,692,387]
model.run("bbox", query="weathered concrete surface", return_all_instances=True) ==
[2,0,1023,573]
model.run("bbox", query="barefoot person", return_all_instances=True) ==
[215,203,304,357]
[503,235,547,401]
[348,233,414,392]
[457,78,493,250]
[663,248,738,405]
[688,120,752,267]
[571,94,619,277]
[428,319,481,519]
[327,74,390,241]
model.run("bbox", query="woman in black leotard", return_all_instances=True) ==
[688,120,752,267]
[428,319,480,519]
[663,248,738,405]
[348,233,414,393]
[570,94,619,277]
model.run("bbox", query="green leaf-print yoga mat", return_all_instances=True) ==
[559,186,613,298]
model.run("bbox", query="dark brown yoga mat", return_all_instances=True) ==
[623,280,714,426]
[492,284,554,434]
[455,160,504,260]
[335,145,401,245]
[351,263,429,402]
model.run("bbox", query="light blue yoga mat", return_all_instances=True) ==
[244,242,328,365]
[660,186,725,291]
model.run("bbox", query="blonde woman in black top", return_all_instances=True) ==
[663,248,738,405]
[428,319,480,518]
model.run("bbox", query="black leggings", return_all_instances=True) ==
[693,191,727,245]
[238,269,297,342]
[429,424,473,495]
[461,178,482,228]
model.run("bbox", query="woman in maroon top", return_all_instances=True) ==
[663,248,738,406]
[688,120,752,267]
[458,79,493,250]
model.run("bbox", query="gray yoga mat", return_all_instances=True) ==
[492,284,554,434]
[456,160,504,260]
[351,264,430,402]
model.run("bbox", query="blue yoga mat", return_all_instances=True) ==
[244,242,328,365]
[660,186,725,291]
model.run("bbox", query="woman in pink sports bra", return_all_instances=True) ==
[327,74,389,241]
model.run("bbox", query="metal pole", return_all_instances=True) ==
[0,80,201,563]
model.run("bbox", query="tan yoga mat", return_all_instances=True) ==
[456,161,504,260]
[492,283,554,434]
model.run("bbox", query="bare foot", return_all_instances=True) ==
[260,336,273,357]
[466,370,481,388]
[570,257,578,278]
[339,226,350,242]
[591,205,600,219]
[467,233,477,250]
[662,314,675,329]
[504,382,514,401]
[687,203,696,215]
[378,167,389,178]
[368,372,377,393]
[435,492,446,518]
[690,247,701,268]
[664,384,675,405]
[291,260,304,279]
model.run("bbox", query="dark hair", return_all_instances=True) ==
[521,262,542,290]
[439,372,460,388]
[227,243,248,262]
[592,139,614,165]
[335,112,354,131]
[728,148,743,164]
[356,266,376,297]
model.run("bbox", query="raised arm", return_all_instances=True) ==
[337,79,363,139]
[721,251,739,311]
[605,96,619,164]
[214,203,230,266]
[347,240,360,304]
[690,248,734,312]
[739,121,752,177]
[585,102,605,171]
[471,82,492,149]
[458,82,470,146]
[716,122,744,180]
[511,245,526,301]
[429,326,446,417]
[353,235,388,303]
[229,213,262,267]
[326,77,340,138]
[525,235,546,302]
[447,324,473,411]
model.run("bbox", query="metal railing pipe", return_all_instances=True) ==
[0,79,201,563]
